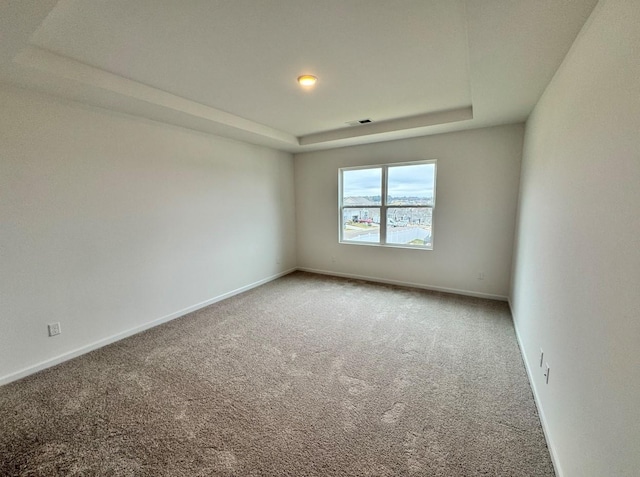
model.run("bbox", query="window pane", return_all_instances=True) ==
[342,168,382,206]
[387,164,435,206]
[343,208,380,243]
[387,208,432,247]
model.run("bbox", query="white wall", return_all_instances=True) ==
[294,125,524,299]
[0,84,296,384]
[510,1,640,476]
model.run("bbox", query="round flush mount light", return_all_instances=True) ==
[297,75,318,87]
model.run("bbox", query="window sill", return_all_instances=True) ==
[339,240,433,251]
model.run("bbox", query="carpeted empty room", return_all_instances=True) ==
[0,272,553,476]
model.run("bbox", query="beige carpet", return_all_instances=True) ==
[0,271,554,476]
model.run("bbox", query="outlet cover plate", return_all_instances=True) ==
[48,322,61,337]
[544,363,550,384]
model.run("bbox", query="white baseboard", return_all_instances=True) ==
[1,267,504,386]
[508,299,563,477]
[297,267,509,301]
[0,268,296,386]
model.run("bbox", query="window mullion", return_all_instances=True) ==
[381,166,388,244]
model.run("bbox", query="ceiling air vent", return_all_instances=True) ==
[346,119,373,126]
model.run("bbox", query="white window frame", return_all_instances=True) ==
[338,160,437,250]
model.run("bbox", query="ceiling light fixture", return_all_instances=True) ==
[297,75,317,87]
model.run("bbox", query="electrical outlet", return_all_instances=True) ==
[48,322,61,337]
[544,363,550,384]
[331,256,336,263]
[539,349,544,367]
[477,272,485,280]
[276,257,281,264]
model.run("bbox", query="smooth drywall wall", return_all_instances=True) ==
[511,1,640,475]
[0,84,296,383]
[295,124,524,299]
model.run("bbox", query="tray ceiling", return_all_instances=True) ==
[0,0,598,152]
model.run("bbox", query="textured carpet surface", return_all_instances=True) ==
[0,271,554,476]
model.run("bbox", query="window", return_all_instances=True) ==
[339,160,436,249]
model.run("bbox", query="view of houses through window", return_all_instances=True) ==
[339,161,436,249]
